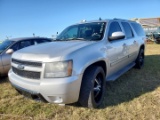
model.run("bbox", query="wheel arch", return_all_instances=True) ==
[78,62,106,108]
[82,60,107,76]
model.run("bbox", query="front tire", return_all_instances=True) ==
[78,66,106,108]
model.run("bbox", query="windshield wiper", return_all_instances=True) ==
[68,38,100,41]
[69,38,85,40]
[53,38,88,41]
[53,39,62,41]
[53,39,69,41]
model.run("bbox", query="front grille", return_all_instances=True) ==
[12,58,42,67]
[12,67,41,79]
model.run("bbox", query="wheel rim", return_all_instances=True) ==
[93,75,103,103]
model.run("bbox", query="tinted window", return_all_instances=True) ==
[131,23,145,36]
[57,22,106,41]
[19,40,33,49]
[10,42,19,51]
[0,40,14,54]
[66,27,78,38]
[121,22,133,38]
[35,39,51,44]
[108,22,122,37]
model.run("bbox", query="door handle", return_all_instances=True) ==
[123,43,127,50]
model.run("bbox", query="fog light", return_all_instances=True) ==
[48,96,63,103]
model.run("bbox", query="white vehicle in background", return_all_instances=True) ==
[8,18,146,108]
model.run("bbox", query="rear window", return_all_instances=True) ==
[131,23,145,36]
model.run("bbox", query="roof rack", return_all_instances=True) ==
[113,18,128,21]
[80,19,87,23]
[99,17,102,20]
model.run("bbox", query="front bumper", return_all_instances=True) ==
[8,69,82,104]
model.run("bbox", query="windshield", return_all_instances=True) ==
[56,22,106,41]
[0,40,14,54]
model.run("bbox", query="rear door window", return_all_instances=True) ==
[121,22,134,38]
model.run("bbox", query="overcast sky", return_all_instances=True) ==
[0,0,159,40]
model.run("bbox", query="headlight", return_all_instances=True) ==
[44,60,73,78]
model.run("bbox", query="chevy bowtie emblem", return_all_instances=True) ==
[17,64,25,70]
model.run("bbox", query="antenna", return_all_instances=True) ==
[6,35,12,39]
[33,33,35,37]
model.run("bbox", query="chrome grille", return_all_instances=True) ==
[12,67,41,79]
[12,58,42,67]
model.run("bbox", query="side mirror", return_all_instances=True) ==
[109,31,125,41]
[6,49,14,54]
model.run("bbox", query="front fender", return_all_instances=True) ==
[62,41,108,76]
[72,47,107,76]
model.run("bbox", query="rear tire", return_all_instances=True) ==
[78,66,106,108]
[135,49,144,69]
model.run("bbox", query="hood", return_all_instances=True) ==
[12,41,95,62]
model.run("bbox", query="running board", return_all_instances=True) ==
[106,62,135,81]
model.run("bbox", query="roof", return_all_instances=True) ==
[74,18,132,25]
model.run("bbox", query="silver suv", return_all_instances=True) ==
[8,19,146,108]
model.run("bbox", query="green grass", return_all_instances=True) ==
[0,44,160,120]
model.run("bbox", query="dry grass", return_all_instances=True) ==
[0,44,160,120]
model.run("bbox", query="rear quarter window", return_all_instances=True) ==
[131,23,145,36]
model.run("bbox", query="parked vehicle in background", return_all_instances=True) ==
[155,33,160,43]
[0,37,52,76]
[146,32,160,44]
[8,19,146,108]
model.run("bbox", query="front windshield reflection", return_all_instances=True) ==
[56,22,106,41]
